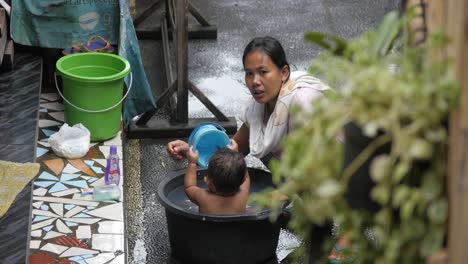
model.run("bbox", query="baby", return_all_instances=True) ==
[185,147,250,215]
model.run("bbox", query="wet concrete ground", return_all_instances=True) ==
[125,0,400,263]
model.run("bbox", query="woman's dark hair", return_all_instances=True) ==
[207,149,247,195]
[242,36,290,81]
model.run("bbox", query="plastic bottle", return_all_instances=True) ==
[93,185,121,201]
[105,145,120,185]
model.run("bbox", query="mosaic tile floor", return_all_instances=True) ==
[28,92,125,264]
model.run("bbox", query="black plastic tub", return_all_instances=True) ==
[158,168,282,264]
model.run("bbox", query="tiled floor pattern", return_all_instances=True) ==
[28,93,125,264]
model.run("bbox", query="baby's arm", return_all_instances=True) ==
[184,147,202,205]
[185,163,202,205]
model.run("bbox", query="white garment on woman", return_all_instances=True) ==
[240,71,330,161]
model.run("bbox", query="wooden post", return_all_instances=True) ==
[128,0,136,18]
[446,1,468,264]
[175,0,189,123]
[189,3,210,26]
[420,1,468,263]
[128,0,236,138]
[133,0,163,27]
[426,0,447,58]
[2,40,14,70]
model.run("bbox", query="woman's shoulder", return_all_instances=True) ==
[288,71,330,110]
[292,87,325,111]
[290,71,330,91]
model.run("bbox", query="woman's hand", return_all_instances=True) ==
[227,139,239,152]
[167,140,189,160]
[232,123,250,155]
[186,146,199,164]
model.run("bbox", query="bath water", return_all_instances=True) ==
[166,179,271,214]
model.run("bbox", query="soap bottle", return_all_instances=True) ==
[105,145,120,185]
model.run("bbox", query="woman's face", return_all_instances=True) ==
[244,50,288,106]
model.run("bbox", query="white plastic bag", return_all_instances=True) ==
[49,123,91,159]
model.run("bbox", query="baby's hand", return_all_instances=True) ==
[167,140,189,160]
[187,146,199,164]
[227,139,239,152]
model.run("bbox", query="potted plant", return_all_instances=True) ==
[253,10,459,264]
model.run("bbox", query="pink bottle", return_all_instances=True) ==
[105,145,120,185]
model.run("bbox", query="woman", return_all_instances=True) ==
[167,36,329,166]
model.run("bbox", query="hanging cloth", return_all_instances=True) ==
[118,0,156,127]
[11,0,156,127]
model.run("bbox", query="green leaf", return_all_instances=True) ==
[371,185,390,205]
[392,161,410,184]
[269,159,282,184]
[425,128,447,142]
[401,200,416,221]
[372,226,387,244]
[427,199,448,224]
[316,179,340,198]
[385,235,401,262]
[421,175,441,202]
[392,185,410,207]
[372,11,401,57]
[304,32,348,56]
[375,208,392,227]
[408,138,433,160]
[420,228,444,257]
[370,155,392,183]
[401,219,426,239]
[363,123,378,137]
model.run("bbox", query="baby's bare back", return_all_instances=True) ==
[198,190,249,215]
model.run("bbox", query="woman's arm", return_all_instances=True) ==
[232,123,250,156]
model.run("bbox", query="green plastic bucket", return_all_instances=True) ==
[55,53,131,142]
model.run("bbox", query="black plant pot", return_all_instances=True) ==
[343,122,392,213]
[307,222,332,264]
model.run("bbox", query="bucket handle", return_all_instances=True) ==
[188,122,227,147]
[54,72,133,113]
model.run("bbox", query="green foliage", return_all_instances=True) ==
[304,32,348,57]
[251,11,459,264]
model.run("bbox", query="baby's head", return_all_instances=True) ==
[205,149,247,196]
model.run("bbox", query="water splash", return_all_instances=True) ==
[132,238,147,264]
